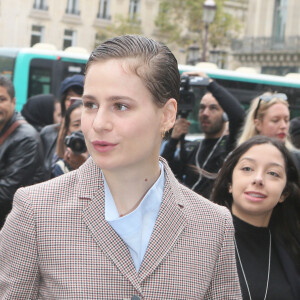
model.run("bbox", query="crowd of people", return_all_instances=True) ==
[0,34,299,298]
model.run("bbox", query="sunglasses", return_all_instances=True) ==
[253,93,288,119]
[69,97,83,106]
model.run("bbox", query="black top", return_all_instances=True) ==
[233,215,294,300]
[161,80,245,198]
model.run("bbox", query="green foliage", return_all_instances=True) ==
[155,0,242,53]
[96,14,143,44]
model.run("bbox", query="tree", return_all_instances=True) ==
[96,14,143,45]
[155,0,242,59]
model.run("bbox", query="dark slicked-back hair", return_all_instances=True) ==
[85,35,180,107]
[0,75,15,99]
[211,135,300,271]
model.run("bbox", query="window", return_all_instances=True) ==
[66,0,80,15]
[33,0,48,10]
[63,29,76,49]
[29,60,52,97]
[272,0,288,43]
[30,25,44,47]
[128,0,140,20]
[97,0,111,20]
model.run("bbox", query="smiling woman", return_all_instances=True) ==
[211,135,300,300]
[0,35,242,298]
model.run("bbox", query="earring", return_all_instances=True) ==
[228,183,232,193]
[161,130,166,139]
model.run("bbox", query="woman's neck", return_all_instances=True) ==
[103,162,161,217]
[231,208,271,227]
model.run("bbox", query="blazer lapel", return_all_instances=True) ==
[138,159,187,281]
[78,158,142,293]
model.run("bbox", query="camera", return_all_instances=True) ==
[65,131,87,154]
[178,75,210,118]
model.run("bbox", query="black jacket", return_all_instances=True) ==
[0,112,45,227]
[162,80,245,199]
[40,123,60,179]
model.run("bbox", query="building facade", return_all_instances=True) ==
[0,0,159,54]
[0,0,249,65]
[231,0,300,75]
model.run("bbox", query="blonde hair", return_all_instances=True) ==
[237,92,294,149]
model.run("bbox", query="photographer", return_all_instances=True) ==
[161,71,245,198]
[52,101,88,177]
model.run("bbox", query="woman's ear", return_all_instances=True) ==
[279,189,289,203]
[228,183,232,193]
[254,118,262,133]
[161,98,177,132]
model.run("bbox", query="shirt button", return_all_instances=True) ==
[131,296,141,300]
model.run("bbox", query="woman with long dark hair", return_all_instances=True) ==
[52,100,88,177]
[211,135,300,300]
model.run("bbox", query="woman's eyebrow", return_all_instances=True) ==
[240,157,284,169]
[82,94,134,102]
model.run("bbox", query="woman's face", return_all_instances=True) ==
[230,143,287,226]
[65,89,82,111]
[53,102,62,124]
[68,106,82,134]
[255,103,290,142]
[81,59,175,172]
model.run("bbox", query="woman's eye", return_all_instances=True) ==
[115,103,128,111]
[84,102,98,110]
[268,171,279,177]
[241,166,252,172]
[271,119,279,123]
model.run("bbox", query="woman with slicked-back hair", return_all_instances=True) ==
[0,35,242,299]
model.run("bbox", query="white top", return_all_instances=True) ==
[104,162,165,271]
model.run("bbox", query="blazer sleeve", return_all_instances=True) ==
[204,209,242,300]
[0,188,40,299]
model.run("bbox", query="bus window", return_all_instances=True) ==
[0,49,17,80]
[28,58,52,98]
[61,60,85,79]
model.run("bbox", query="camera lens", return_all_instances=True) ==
[65,131,87,154]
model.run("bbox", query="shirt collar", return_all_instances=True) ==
[104,162,165,221]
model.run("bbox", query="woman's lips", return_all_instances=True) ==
[244,191,267,202]
[277,133,286,139]
[91,141,117,153]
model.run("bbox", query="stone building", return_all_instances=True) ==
[0,0,248,65]
[0,0,159,53]
[231,0,300,75]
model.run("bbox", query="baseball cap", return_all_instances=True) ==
[60,74,84,96]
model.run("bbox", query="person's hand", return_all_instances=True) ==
[171,118,191,139]
[182,71,213,83]
[64,147,89,170]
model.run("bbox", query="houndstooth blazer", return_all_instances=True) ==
[0,157,242,299]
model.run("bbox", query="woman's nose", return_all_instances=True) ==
[252,175,263,186]
[93,108,113,132]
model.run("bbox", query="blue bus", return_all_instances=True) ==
[0,46,89,111]
[1,47,300,125]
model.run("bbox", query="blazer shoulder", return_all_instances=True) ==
[179,183,232,226]
[16,170,80,208]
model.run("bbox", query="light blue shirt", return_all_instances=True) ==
[104,162,165,271]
